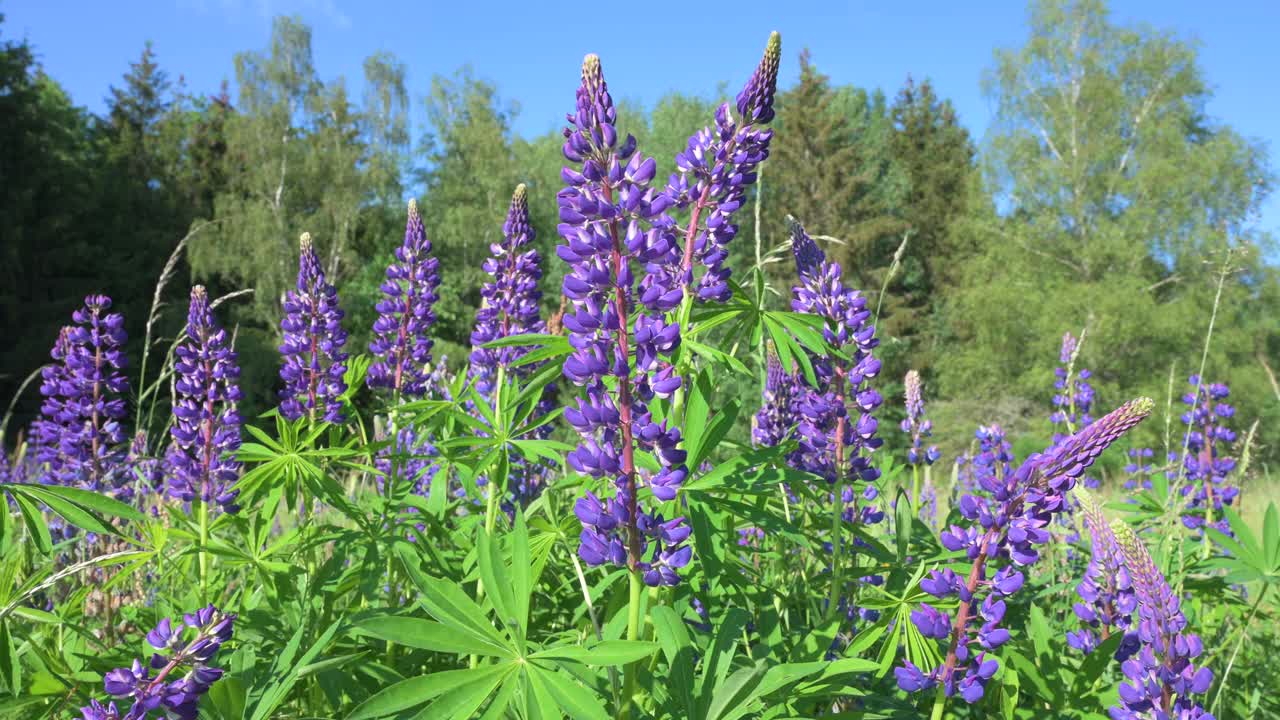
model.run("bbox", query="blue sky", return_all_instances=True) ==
[5,0,1278,235]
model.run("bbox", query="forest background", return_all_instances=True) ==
[2,0,1276,472]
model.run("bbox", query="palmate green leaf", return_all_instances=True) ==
[248,618,341,720]
[1264,502,1280,570]
[10,491,51,555]
[696,607,751,717]
[1074,630,1126,693]
[511,511,532,635]
[13,483,144,522]
[395,545,510,648]
[650,605,696,717]
[1006,648,1057,705]
[684,370,712,468]
[531,640,659,666]
[346,664,512,720]
[0,621,18,695]
[894,488,913,562]
[706,662,766,720]
[15,486,118,538]
[690,400,739,471]
[475,675,519,720]
[297,651,368,678]
[684,338,752,377]
[354,616,509,657]
[410,664,513,720]
[482,333,569,349]
[477,528,519,637]
[531,664,610,720]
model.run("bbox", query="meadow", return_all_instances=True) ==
[2,8,1279,720]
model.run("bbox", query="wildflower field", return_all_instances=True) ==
[2,3,1279,720]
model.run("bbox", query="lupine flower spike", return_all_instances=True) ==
[32,295,130,493]
[902,369,940,524]
[897,398,1153,704]
[1179,375,1237,533]
[166,287,243,514]
[752,344,801,449]
[87,605,235,720]
[468,184,554,508]
[279,232,349,423]
[468,184,547,398]
[664,31,780,301]
[784,217,884,628]
[1067,488,1139,660]
[367,199,442,399]
[560,53,691,586]
[1109,520,1216,719]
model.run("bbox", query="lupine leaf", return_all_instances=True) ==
[534,665,609,720]
[354,617,507,657]
[346,665,509,720]
[531,640,659,666]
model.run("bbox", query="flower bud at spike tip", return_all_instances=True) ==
[299,232,311,252]
[737,31,781,123]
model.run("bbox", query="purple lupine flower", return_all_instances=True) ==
[93,604,235,720]
[559,54,690,586]
[663,32,780,301]
[32,296,130,493]
[166,287,242,515]
[469,184,546,396]
[1123,447,1155,492]
[784,217,885,627]
[954,425,1014,502]
[467,185,555,509]
[902,370,940,467]
[1067,490,1139,660]
[126,431,164,513]
[899,398,1154,704]
[367,200,442,399]
[1178,376,1237,534]
[1051,331,1097,491]
[786,218,883,486]
[279,233,349,423]
[751,345,801,448]
[919,476,938,528]
[1109,520,1215,719]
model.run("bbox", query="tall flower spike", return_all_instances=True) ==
[279,233,349,423]
[166,287,243,514]
[468,184,555,509]
[32,296,130,493]
[902,370,940,467]
[469,184,547,397]
[1178,375,1237,533]
[783,217,885,637]
[1067,489,1138,660]
[751,344,801,449]
[663,32,780,301]
[786,217,883,486]
[1051,331,1095,441]
[367,200,442,399]
[1109,520,1215,719]
[559,53,691,587]
[898,398,1153,704]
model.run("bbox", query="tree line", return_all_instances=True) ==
[2,0,1276,464]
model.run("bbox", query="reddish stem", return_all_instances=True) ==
[680,186,713,277]
[602,181,641,571]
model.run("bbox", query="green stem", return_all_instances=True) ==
[826,486,843,615]
[198,498,209,604]
[929,683,947,720]
[622,569,644,718]
[1210,584,1269,716]
[911,465,920,512]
